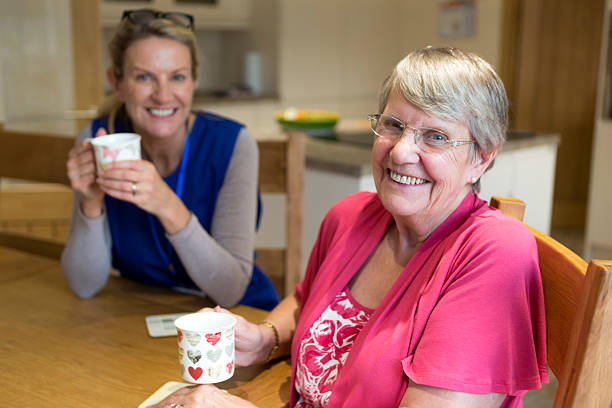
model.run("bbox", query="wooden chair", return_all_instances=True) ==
[490,196,612,408]
[0,124,74,259]
[255,131,305,298]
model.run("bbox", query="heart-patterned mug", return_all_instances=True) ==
[174,312,237,384]
[88,133,141,172]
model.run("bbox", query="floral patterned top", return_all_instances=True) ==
[295,288,374,407]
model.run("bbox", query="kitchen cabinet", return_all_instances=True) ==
[254,133,560,275]
[301,133,559,268]
[101,0,252,29]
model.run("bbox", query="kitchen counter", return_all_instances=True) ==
[305,132,560,176]
[299,131,560,265]
[306,137,373,176]
[1,117,79,138]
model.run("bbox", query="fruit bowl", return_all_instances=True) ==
[275,108,340,137]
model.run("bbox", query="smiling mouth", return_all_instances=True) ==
[148,108,177,117]
[389,170,428,185]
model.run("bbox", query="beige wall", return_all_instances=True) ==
[0,0,505,130]
[398,1,504,70]
[278,0,403,114]
[200,0,506,139]
[0,63,5,122]
[275,0,504,124]
[585,0,612,259]
[0,0,74,122]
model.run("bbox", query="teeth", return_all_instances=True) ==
[149,108,174,117]
[390,170,426,185]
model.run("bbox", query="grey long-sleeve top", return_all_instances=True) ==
[61,124,258,308]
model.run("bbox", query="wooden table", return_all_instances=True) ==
[0,247,291,407]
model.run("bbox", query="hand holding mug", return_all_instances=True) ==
[96,158,179,218]
[198,306,273,367]
[66,127,107,217]
[175,312,237,384]
[89,130,190,233]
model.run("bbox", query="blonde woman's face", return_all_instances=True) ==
[111,36,194,141]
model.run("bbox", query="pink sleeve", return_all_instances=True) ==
[403,221,548,396]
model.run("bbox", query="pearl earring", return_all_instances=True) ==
[471,177,477,184]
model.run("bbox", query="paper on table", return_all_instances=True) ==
[138,381,192,408]
[145,313,189,337]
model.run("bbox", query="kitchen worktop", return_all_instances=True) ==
[305,132,561,176]
[2,117,79,137]
[300,130,561,259]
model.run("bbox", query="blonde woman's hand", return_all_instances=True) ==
[96,158,190,233]
[66,128,106,217]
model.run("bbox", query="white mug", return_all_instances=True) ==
[174,312,237,384]
[88,132,141,172]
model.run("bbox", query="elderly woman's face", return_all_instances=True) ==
[110,36,194,141]
[372,90,490,226]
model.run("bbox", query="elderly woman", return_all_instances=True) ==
[151,47,548,408]
[62,9,279,310]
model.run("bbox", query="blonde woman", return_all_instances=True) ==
[63,9,278,310]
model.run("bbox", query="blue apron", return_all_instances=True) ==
[91,111,279,310]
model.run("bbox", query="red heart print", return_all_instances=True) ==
[188,366,203,380]
[226,360,234,374]
[102,146,121,162]
[177,329,183,342]
[205,332,221,346]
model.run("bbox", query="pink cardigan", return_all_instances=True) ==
[291,192,548,408]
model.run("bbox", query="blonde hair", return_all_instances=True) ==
[379,47,508,192]
[98,12,199,132]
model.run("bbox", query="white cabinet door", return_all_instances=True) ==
[101,0,251,29]
[101,0,157,26]
[172,0,251,29]
[480,141,559,234]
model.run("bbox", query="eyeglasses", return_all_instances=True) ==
[122,9,194,30]
[367,113,475,152]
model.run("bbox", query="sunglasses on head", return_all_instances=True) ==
[121,9,194,30]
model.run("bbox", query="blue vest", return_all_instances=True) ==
[91,111,279,310]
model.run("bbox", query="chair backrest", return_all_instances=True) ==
[256,130,305,298]
[0,125,74,258]
[0,125,74,185]
[490,196,612,408]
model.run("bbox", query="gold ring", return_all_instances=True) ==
[131,182,138,196]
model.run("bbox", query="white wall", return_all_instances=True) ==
[278,0,404,119]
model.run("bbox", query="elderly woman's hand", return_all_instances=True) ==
[66,128,105,217]
[147,384,257,408]
[198,306,272,367]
